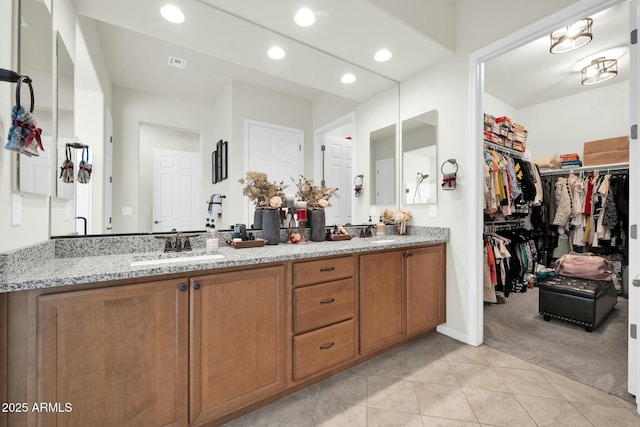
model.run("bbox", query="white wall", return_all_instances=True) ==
[519,80,629,158]
[400,54,470,336]
[111,87,213,233]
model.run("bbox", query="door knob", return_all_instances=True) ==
[154,220,162,224]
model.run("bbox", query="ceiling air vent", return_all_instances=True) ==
[168,56,187,69]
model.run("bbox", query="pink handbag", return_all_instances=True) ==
[554,252,613,281]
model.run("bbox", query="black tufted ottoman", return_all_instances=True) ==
[538,276,617,332]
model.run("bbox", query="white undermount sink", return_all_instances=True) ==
[130,251,224,267]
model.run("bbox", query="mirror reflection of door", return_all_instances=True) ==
[143,124,201,233]
[370,124,396,207]
[246,120,304,227]
[375,158,395,205]
[322,134,352,226]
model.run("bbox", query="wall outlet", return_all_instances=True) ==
[122,207,133,216]
[429,205,437,218]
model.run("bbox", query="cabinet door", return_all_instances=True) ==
[360,251,406,356]
[407,244,446,336]
[37,279,189,427]
[190,266,286,426]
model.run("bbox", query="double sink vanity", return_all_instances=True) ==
[0,227,448,427]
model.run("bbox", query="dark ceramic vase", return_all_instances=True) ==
[252,209,263,229]
[261,208,280,245]
[309,209,326,242]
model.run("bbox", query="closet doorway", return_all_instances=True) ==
[469,0,638,409]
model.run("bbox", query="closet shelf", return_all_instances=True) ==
[484,141,525,158]
[539,162,629,176]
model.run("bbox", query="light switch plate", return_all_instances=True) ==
[429,205,437,217]
[122,207,133,216]
[11,193,22,226]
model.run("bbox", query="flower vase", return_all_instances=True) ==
[262,208,280,245]
[309,209,326,242]
[252,209,263,229]
[395,221,406,235]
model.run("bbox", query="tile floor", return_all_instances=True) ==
[226,333,640,427]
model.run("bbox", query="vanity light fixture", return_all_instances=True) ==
[374,49,392,62]
[160,5,185,24]
[294,8,316,27]
[341,73,356,84]
[581,57,617,85]
[549,18,592,54]
[267,46,286,60]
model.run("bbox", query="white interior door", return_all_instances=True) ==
[323,134,352,226]
[628,0,639,407]
[246,120,304,225]
[376,157,394,205]
[152,148,202,232]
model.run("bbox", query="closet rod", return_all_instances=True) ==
[483,141,525,158]
[539,162,629,176]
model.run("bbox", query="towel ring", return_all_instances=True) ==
[441,159,458,175]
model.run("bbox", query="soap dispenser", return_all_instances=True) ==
[206,220,219,249]
[376,217,386,236]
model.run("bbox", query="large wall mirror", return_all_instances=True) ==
[43,0,399,236]
[402,110,438,205]
[17,0,53,196]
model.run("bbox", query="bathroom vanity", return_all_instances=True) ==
[0,230,447,427]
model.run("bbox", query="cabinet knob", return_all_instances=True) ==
[193,283,201,290]
[319,342,335,350]
[179,284,188,292]
[320,298,335,305]
[320,267,336,273]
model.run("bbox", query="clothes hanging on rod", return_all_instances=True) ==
[483,228,537,303]
[483,148,541,219]
[530,169,629,266]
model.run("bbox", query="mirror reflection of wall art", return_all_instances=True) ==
[212,139,228,183]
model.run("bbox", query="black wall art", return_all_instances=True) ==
[212,139,228,183]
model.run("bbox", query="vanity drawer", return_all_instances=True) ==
[294,278,355,334]
[294,256,354,287]
[293,319,355,380]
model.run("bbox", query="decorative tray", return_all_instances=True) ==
[226,239,267,249]
[327,234,354,241]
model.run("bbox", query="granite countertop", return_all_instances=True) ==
[0,231,448,293]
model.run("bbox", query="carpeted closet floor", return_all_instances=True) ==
[483,286,632,403]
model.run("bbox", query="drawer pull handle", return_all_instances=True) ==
[319,342,335,350]
[320,298,335,305]
[320,267,336,272]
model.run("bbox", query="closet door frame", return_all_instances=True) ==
[466,0,638,412]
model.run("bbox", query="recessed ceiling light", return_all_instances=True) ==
[374,49,392,62]
[294,8,316,27]
[267,46,286,60]
[341,73,356,84]
[161,5,185,24]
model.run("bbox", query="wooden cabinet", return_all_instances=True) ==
[292,256,356,381]
[360,244,446,355]
[189,266,286,426]
[407,245,446,336]
[360,250,406,355]
[37,278,189,427]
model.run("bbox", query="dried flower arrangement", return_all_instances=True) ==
[239,171,287,208]
[291,175,339,210]
[380,208,412,224]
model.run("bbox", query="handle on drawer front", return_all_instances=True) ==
[320,267,336,272]
[319,342,335,350]
[320,298,335,305]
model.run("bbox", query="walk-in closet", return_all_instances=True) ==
[480,0,633,403]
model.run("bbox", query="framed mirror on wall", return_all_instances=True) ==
[17,0,53,196]
[369,124,396,207]
[402,110,438,205]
